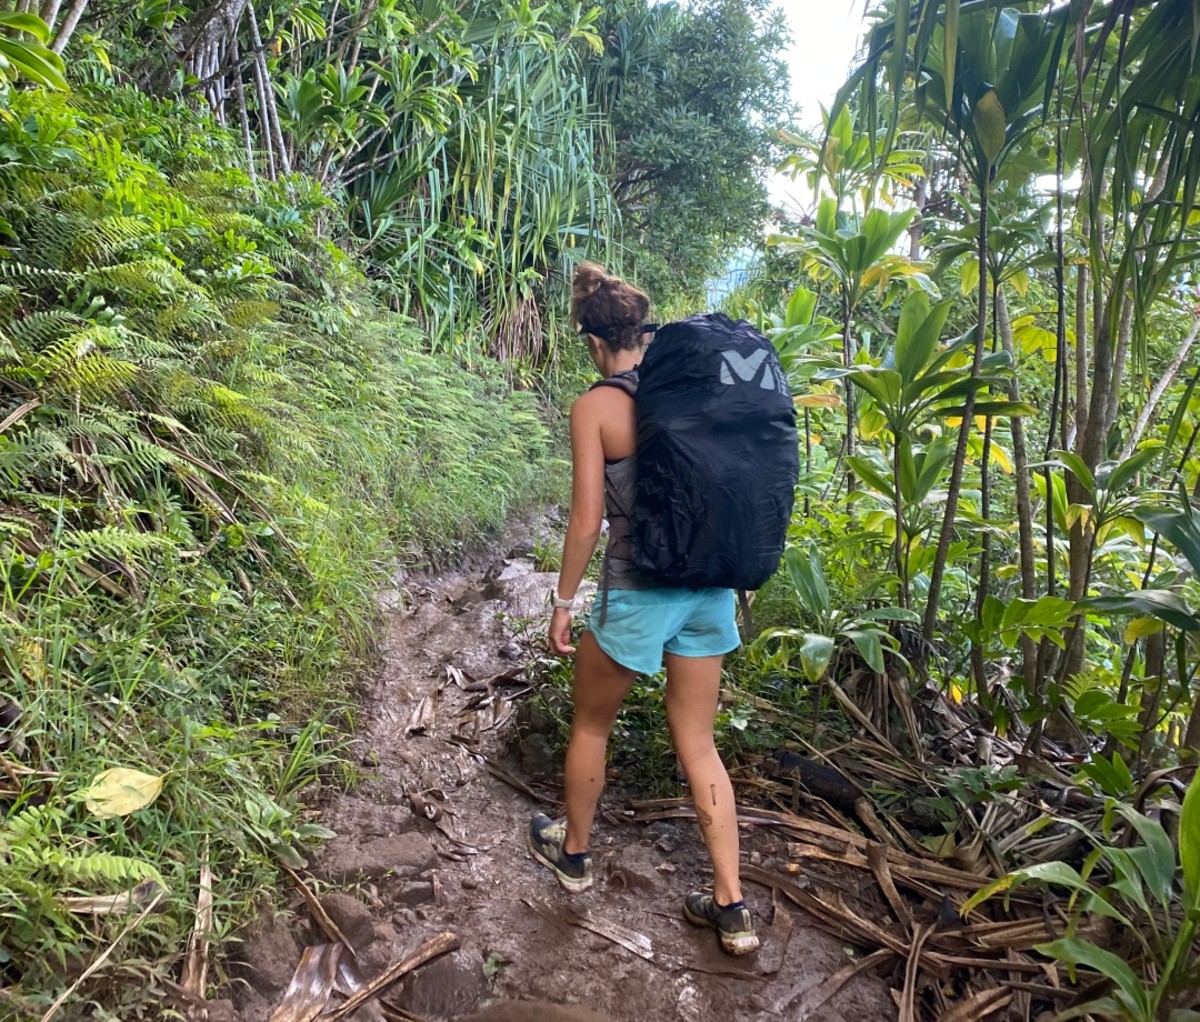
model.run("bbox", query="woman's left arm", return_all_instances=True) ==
[549,392,606,655]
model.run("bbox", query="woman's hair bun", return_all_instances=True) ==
[570,260,650,353]
[573,262,608,301]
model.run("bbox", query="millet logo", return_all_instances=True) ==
[719,349,787,394]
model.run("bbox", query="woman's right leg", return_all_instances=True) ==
[564,630,635,854]
[663,651,742,906]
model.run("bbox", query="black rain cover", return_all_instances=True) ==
[632,312,799,590]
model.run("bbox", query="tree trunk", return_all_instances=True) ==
[923,177,988,642]
[229,25,257,188]
[50,0,87,54]
[1124,315,1200,457]
[1073,159,1092,446]
[996,287,1038,688]
[971,413,994,698]
[909,173,927,260]
[842,292,856,500]
[250,36,277,179]
[1104,294,1135,436]
[248,3,291,177]
[39,0,63,31]
[893,437,908,610]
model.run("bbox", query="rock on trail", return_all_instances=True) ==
[228,530,897,1021]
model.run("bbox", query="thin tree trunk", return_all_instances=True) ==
[893,438,908,610]
[909,173,927,260]
[50,0,87,54]
[803,407,811,518]
[1105,293,1135,434]
[248,3,290,177]
[971,414,994,698]
[39,0,64,32]
[250,35,277,179]
[1074,195,1090,445]
[996,287,1038,688]
[229,25,257,187]
[923,178,989,643]
[1124,315,1200,457]
[1183,684,1200,768]
[842,292,856,500]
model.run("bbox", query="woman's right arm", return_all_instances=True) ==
[549,393,606,655]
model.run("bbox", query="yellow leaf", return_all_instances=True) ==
[795,393,843,408]
[959,258,979,296]
[1065,503,1092,531]
[81,767,164,819]
[990,443,1013,474]
[973,87,1007,167]
[1124,617,1164,642]
[949,682,963,704]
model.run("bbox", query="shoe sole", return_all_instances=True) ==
[683,903,761,956]
[525,827,593,893]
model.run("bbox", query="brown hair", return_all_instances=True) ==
[570,262,650,352]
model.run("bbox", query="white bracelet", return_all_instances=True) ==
[551,590,575,610]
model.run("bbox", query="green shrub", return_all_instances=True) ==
[0,84,553,1011]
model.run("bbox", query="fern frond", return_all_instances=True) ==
[58,852,164,887]
[0,260,75,287]
[220,299,281,328]
[5,309,85,350]
[84,258,195,298]
[62,525,177,562]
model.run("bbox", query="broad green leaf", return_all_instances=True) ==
[1036,937,1149,1015]
[0,11,52,41]
[1083,591,1200,632]
[80,767,165,819]
[842,628,884,673]
[1099,447,1158,494]
[785,286,817,330]
[1052,450,1095,494]
[943,0,960,112]
[1118,811,1176,907]
[856,607,920,624]
[785,546,830,618]
[847,456,895,498]
[981,593,1005,636]
[797,632,835,685]
[899,300,952,385]
[1181,771,1200,908]
[962,859,1088,914]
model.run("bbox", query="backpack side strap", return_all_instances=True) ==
[737,589,754,641]
[589,368,639,397]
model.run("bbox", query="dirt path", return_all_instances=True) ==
[229,524,898,1022]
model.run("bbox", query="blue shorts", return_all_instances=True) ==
[587,588,740,675]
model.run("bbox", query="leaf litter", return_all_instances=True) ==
[230,535,1166,1022]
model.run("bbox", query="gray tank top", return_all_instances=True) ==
[603,455,654,590]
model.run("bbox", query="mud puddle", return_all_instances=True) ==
[228,520,898,1022]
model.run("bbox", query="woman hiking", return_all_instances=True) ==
[526,262,759,956]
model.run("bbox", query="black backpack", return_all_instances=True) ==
[598,312,798,591]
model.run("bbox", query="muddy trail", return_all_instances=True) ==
[228,521,897,1022]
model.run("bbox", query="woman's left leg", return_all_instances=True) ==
[563,629,636,853]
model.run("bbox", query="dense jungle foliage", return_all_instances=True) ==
[4,0,1200,1018]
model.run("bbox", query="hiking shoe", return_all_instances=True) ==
[683,891,760,955]
[526,814,593,893]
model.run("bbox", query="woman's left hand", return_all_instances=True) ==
[549,606,576,656]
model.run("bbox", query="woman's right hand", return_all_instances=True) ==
[549,606,576,656]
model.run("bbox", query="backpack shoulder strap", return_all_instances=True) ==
[589,367,639,397]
